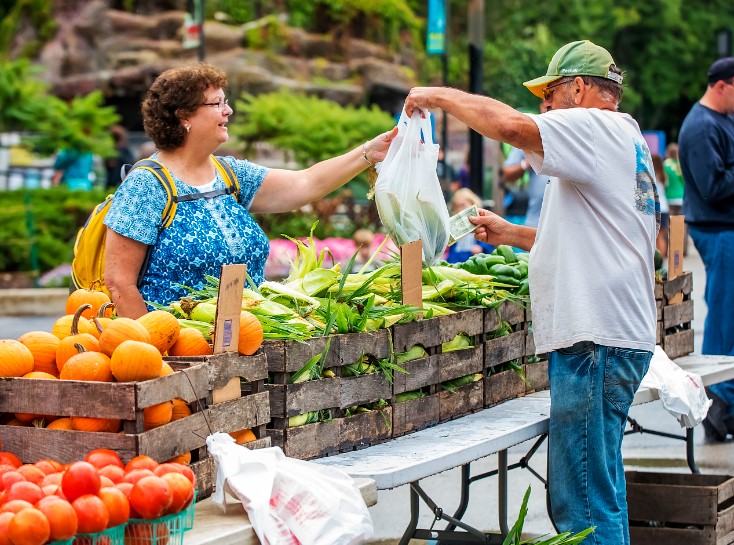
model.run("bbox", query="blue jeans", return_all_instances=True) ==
[548,342,652,545]
[689,226,734,417]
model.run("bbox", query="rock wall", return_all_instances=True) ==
[28,2,416,120]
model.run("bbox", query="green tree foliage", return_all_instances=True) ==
[0,58,119,158]
[0,0,57,58]
[230,89,394,168]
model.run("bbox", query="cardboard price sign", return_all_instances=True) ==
[213,263,247,354]
[400,240,423,311]
[668,216,684,305]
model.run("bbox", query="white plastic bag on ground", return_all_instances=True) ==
[374,108,450,266]
[206,433,373,545]
[640,346,712,428]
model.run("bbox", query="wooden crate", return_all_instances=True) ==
[523,308,549,393]
[264,330,393,459]
[0,352,270,500]
[657,272,695,359]
[391,309,485,430]
[627,471,734,545]
[484,301,528,407]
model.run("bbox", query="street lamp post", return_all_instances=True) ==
[468,0,484,198]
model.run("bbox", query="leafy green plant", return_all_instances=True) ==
[504,487,593,544]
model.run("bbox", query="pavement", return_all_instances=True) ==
[1,241,732,543]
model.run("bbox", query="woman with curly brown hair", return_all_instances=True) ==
[103,63,397,318]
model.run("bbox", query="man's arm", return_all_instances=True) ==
[404,87,543,153]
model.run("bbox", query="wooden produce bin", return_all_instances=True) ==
[656,272,695,359]
[523,307,549,394]
[392,309,485,432]
[483,300,528,407]
[263,330,392,460]
[626,471,734,545]
[0,352,270,500]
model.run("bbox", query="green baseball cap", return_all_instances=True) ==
[524,40,623,99]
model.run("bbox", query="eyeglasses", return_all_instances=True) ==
[542,80,572,101]
[201,98,229,110]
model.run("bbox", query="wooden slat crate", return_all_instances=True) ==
[391,309,485,434]
[484,301,528,407]
[523,307,549,394]
[0,352,270,500]
[627,471,734,545]
[264,330,393,460]
[657,272,695,359]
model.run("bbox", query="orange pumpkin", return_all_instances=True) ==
[110,340,162,382]
[143,401,173,430]
[17,331,60,376]
[99,318,151,356]
[56,305,100,372]
[71,417,121,433]
[0,339,35,377]
[160,362,175,376]
[59,351,113,382]
[237,311,263,356]
[137,311,180,354]
[168,328,212,357]
[170,399,191,422]
[22,371,58,380]
[51,313,97,340]
[46,418,73,430]
[229,428,257,445]
[66,281,111,320]
[165,452,191,465]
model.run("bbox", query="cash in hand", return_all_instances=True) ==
[447,204,479,246]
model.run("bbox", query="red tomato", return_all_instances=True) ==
[61,461,101,502]
[84,449,124,470]
[71,494,109,534]
[129,476,172,519]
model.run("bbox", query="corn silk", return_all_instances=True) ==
[374,109,450,266]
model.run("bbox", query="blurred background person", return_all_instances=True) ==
[52,148,94,191]
[651,154,669,257]
[104,125,135,190]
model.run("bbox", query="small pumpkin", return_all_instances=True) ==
[17,331,60,376]
[66,281,111,319]
[237,311,264,356]
[137,310,180,354]
[143,401,173,430]
[229,428,257,445]
[59,349,113,382]
[71,417,121,433]
[51,313,97,340]
[168,328,212,357]
[99,318,151,356]
[46,418,73,430]
[110,340,162,382]
[170,398,192,422]
[92,302,116,336]
[166,452,191,465]
[0,339,35,378]
[56,305,100,373]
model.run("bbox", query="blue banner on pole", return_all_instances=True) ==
[426,0,446,55]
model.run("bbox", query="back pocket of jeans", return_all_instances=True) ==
[603,347,651,412]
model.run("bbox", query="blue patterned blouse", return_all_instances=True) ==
[104,155,270,308]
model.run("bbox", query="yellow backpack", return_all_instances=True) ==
[70,155,239,296]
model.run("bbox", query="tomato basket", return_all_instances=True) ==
[70,523,126,545]
[125,496,197,545]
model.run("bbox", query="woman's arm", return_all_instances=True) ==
[250,127,398,214]
[104,228,150,318]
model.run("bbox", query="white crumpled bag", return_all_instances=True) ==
[206,433,373,545]
[640,346,712,428]
[374,108,450,266]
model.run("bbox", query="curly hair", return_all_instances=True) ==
[142,63,228,151]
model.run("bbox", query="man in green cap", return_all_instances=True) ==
[405,40,658,544]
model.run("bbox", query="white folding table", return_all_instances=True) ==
[313,354,734,544]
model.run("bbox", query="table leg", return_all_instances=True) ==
[399,482,421,545]
[686,427,700,474]
[444,464,471,532]
[498,449,508,537]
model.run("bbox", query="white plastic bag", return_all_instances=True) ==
[374,108,450,266]
[640,346,712,428]
[206,433,373,545]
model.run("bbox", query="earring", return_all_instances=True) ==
[185,125,190,132]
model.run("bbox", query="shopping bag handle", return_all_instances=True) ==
[397,108,435,146]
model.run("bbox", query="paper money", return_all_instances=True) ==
[448,204,479,246]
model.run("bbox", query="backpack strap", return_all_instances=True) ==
[212,155,240,199]
[125,159,178,229]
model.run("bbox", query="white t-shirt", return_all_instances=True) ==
[525,108,658,354]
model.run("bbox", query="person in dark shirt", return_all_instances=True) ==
[105,125,136,190]
[678,56,734,441]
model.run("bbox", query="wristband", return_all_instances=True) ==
[362,142,373,166]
